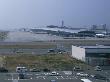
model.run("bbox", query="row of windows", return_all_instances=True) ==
[86,53,110,58]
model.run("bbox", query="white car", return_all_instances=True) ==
[81,79,92,82]
[16,66,28,73]
[76,72,89,77]
[49,71,59,76]
[44,73,49,75]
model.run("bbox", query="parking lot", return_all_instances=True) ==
[0,69,110,82]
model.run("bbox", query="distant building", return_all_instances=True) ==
[72,45,110,66]
[77,31,95,37]
[90,24,107,34]
[91,25,97,30]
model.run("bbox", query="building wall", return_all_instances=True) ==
[72,45,110,66]
[72,46,85,61]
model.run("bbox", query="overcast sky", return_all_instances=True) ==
[0,0,110,29]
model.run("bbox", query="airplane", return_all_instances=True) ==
[95,33,105,38]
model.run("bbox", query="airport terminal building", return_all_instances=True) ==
[72,45,110,66]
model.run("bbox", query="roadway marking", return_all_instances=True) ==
[36,76,45,79]
[61,76,64,79]
[26,74,33,76]
[30,77,33,79]
[55,76,58,79]
[57,76,78,80]
[65,78,68,79]
[43,76,45,79]
[35,74,40,76]
[57,76,76,80]
[7,79,29,80]
[74,76,78,79]
[36,76,39,79]
[18,77,19,80]
[36,76,41,78]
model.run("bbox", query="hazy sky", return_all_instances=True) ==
[0,0,110,29]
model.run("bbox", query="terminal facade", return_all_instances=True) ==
[72,45,110,66]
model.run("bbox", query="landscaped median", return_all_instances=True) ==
[1,54,91,72]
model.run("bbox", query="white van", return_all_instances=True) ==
[81,79,92,82]
[16,66,28,73]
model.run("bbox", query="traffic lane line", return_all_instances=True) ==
[54,76,58,79]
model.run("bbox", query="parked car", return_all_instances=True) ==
[49,71,59,76]
[74,67,83,71]
[43,68,50,72]
[48,49,55,53]
[56,49,66,54]
[94,66,102,71]
[16,66,28,73]
[0,67,8,73]
[30,68,41,72]
[19,73,25,79]
[76,72,89,77]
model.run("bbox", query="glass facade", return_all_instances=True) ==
[86,57,110,66]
